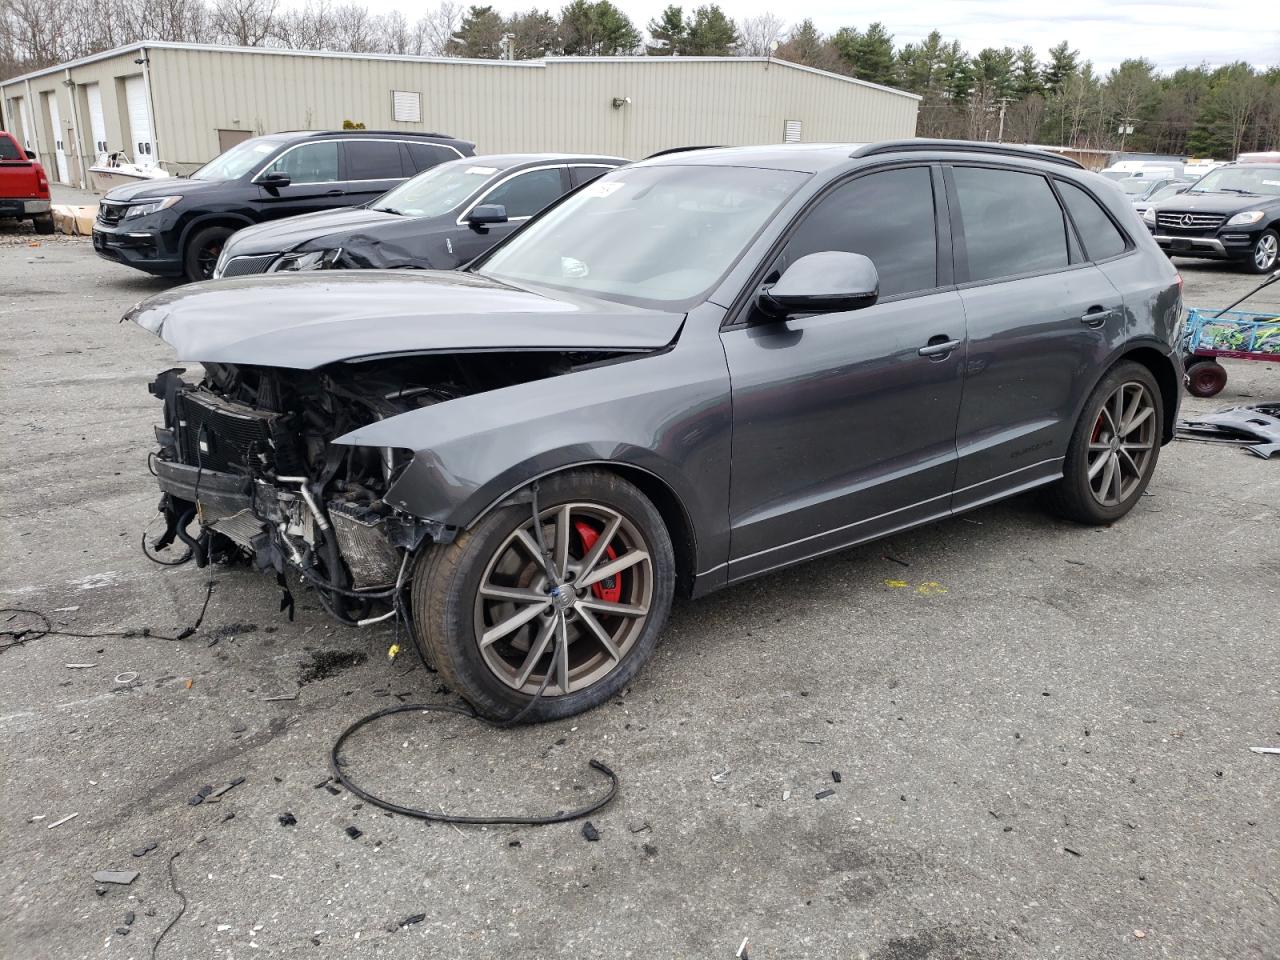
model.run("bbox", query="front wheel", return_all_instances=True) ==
[1247,229,1279,274]
[182,225,234,282]
[1043,361,1163,525]
[411,469,675,721]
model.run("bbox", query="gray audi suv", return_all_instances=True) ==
[130,140,1183,720]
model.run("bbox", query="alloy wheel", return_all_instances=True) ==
[197,241,223,279]
[1255,233,1278,271]
[1086,381,1157,507]
[473,502,653,697]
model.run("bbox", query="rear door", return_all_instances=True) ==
[251,140,346,219]
[340,138,412,207]
[721,164,968,580]
[123,75,155,169]
[946,164,1125,509]
[449,165,570,261]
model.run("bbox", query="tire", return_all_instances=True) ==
[1246,229,1279,274]
[1185,359,1227,397]
[182,225,234,282]
[1043,360,1163,525]
[411,469,675,722]
[32,214,54,235]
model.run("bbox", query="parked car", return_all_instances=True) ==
[1131,180,1193,219]
[1100,160,1183,180]
[93,130,475,281]
[0,130,53,234]
[131,140,1182,720]
[213,153,625,278]
[1143,161,1280,272]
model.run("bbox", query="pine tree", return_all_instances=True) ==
[449,5,505,57]
[645,4,685,55]
[683,5,737,56]
[1041,40,1078,95]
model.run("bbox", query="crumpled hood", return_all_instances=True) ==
[127,270,684,369]
[221,207,402,258]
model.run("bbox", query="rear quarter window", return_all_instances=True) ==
[951,166,1070,282]
[1057,181,1129,260]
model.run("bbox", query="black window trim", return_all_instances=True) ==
[251,137,464,185]
[943,160,1093,290]
[1049,175,1137,265]
[454,163,569,225]
[722,159,952,331]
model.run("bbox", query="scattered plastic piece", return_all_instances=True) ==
[131,842,158,858]
[582,821,600,842]
[737,937,750,958]
[124,911,135,926]
[711,769,730,783]
[115,926,130,936]
[93,870,139,885]
[345,826,362,840]
[113,672,137,685]
[782,790,791,801]
[263,692,299,701]
[1063,846,1082,857]
[1250,746,1280,755]
[65,663,97,669]
[278,813,297,827]
[47,812,78,829]
[642,842,658,856]
[1134,930,1146,939]
[399,913,425,928]
[814,789,835,800]
[831,771,842,783]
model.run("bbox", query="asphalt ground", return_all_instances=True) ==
[1,230,1277,960]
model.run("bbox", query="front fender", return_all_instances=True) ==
[335,336,733,575]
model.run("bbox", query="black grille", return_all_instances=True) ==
[1156,211,1225,232]
[96,201,125,225]
[219,254,277,278]
[177,390,303,475]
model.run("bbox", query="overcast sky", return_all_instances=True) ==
[359,0,1277,73]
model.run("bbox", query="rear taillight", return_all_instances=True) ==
[35,166,49,195]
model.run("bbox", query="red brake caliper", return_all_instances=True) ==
[574,521,622,603]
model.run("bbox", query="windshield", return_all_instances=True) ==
[1117,178,1155,196]
[1190,165,1280,197]
[373,161,497,217]
[1147,183,1184,203]
[190,137,284,181]
[478,164,807,308]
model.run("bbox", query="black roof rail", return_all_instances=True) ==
[644,145,724,159]
[299,129,459,139]
[851,139,1085,169]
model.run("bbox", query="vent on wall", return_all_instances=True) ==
[392,90,422,123]
[783,120,802,143]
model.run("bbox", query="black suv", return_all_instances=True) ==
[1143,161,1280,272]
[132,140,1182,720]
[93,130,475,281]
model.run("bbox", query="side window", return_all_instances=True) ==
[569,165,613,188]
[480,167,565,219]
[263,141,339,184]
[345,140,405,180]
[951,166,1070,281]
[0,136,22,161]
[408,142,458,173]
[1057,180,1129,261]
[784,166,938,299]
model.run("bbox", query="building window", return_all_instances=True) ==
[784,120,802,143]
[392,90,421,123]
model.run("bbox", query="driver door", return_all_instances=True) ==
[720,165,967,581]
[251,140,349,219]
[450,165,570,262]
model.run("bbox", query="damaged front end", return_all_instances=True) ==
[147,360,457,622]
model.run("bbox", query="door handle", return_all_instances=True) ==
[1080,307,1114,327]
[918,337,961,358]
[324,189,343,196]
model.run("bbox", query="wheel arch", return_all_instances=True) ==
[1116,343,1180,442]
[177,212,253,253]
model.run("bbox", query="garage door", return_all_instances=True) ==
[85,83,108,157]
[45,92,69,183]
[124,75,155,169]
[17,96,33,150]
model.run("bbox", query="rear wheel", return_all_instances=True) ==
[1185,359,1227,397]
[1044,361,1162,525]
[183,225,233,282]
[32,214,54,235]
[411,469,675,721]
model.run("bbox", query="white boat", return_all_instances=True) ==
[88,152,170,192]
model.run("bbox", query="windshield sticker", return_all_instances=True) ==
[560,257,589,278]
[465,166,498,175]
[581,181,624,198]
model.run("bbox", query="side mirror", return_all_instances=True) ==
[25,149,35,160]
[258,170,291,188]
[758,251,880,317]
[468,203,508,227]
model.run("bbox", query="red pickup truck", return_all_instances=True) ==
[0,130,53,234]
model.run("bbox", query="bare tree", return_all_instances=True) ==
[414,1,460,56]
[736,13,784,57]
[211,0,277,46]
[378,9,414,54]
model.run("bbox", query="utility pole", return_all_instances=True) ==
[1118,116,1139,154]
[996,96,1017,142]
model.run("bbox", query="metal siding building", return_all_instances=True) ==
[2,41,919,187]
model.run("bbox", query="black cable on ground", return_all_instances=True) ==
[327,479,621,827]
[151,851,186,960]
